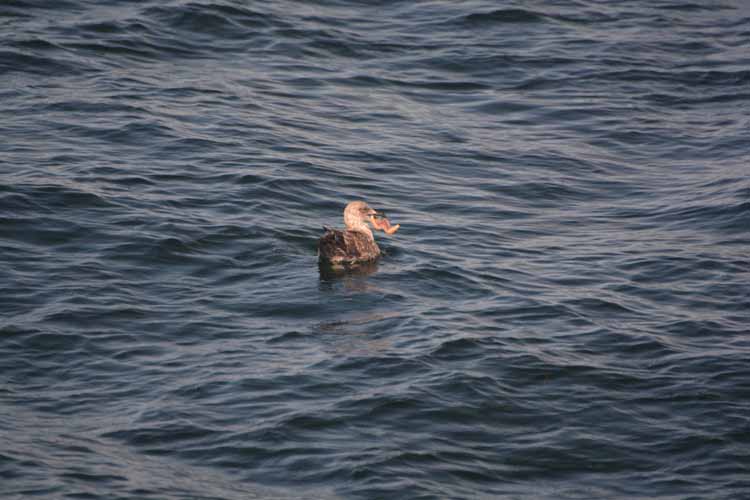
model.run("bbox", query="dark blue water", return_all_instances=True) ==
[2,1,749,498]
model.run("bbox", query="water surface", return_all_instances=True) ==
[1,1,749,499]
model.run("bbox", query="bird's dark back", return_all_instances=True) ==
[318,229,380,263]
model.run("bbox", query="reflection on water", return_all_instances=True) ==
[315,259,402,357]
[318,259,380,285]
[313,314,398,357]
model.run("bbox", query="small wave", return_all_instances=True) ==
[1,183,116,211]
[646,199,749,233]
[656,3,735,11]
[596,68,750,87]
[481,180,595,205]
[563,297,642,316]
[0,49,87,76]
[142,3,280,39]
[103,423,221,448]
[463,9,547,26]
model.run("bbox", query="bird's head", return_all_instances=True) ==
[344,201,399,235]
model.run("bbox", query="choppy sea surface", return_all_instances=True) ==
[2,1,749,498]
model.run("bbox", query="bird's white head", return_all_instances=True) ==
[343,200,400,238]
[344,201,376,235]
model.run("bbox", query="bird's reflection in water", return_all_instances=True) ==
[318,259,379,292]
[313,316,395,357]
[315,259,400,356]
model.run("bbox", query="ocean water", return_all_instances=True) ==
[1,1,749,498]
